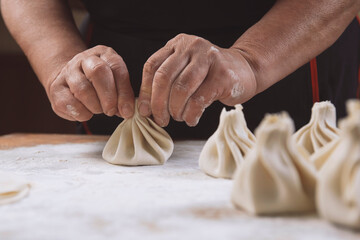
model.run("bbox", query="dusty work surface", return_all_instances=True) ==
[0,134,359,240]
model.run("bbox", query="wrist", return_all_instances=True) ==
[229,45,262,96]
[28,43,87,94]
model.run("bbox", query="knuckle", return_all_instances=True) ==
[94,45,107,51]
[52,97,67,112]
[153,71,170,89]
[73,82,90,99]
[143,59,156,75]
[89,62,108,76]
[191,36,205,46]
[104,46,116,54]
[108,61,124,72]
[173,80,189,92]
[217,65,228,76]
[190,94,206,106]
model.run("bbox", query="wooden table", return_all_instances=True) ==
[0,134,359,240]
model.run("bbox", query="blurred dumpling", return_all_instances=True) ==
[294,101,340,156]
[232,112,317,215]
[316,111,360,229]
[199,105,255,179]
[345,99,360,120]
[102,101,174,166]
[0,171,31,205]
[311,99,360,170]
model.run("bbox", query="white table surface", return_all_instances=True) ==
[0,140,359,240]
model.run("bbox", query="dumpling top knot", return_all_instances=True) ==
[294,101,340,155]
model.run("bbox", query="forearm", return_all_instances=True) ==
[1,0,86,91]
[232,0,360,94]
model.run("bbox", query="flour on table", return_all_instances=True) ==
[0,171,30,205]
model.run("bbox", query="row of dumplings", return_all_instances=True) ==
[199,100,360,229]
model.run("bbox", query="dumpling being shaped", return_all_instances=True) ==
[102,101,174,166]
[0,171,31,205]
[199,104,255,179]
[311,99,360,170]
[232,112,317,215]
[316,111,360,229]
[294,101,340,156]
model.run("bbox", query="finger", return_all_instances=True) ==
[150,52,190,126]
[51,84,93,122]
[81,55,118,116]
[66,69,102,114]
[138,45,174,117]
[100,49,135,119]
[182,78,219,127]
[168,58,210,122]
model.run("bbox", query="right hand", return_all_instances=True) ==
[46,45,135,122]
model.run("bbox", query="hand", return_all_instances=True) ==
[46,45,135,122]
[138,34,257,127]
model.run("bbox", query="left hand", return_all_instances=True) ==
[138,33,258,127]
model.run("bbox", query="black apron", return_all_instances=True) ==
[79,0,360,139]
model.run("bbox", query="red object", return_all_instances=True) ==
[82,122,92,135]
[310,58,320,103]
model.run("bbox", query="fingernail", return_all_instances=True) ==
[155,117,165,127]
[121,104,133,118]
[139,101,151,116]
[107,108,117,116]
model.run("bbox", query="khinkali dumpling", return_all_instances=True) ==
[316,111,360,229]
[232,112,317,215]
[346,99,360,120]
[294,101,340,156]
[0,171,30,205]
[102,101,174,166]
[199,105,255,179]
[311,99,359,170]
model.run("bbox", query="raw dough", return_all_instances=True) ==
[199,105,255,179]
[102,101,174,166]
[232,112,317,215]
[311,99,360,170]
[0,171,30,205]
[316,111,360,229]
[294,101,339,156]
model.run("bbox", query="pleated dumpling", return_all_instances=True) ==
[102,101,174,166]
[294,101,340,155]
[232,112,317,215]
[346,99,360,120]
[199,105,255,179]
[311,99,360,170]
[316,111,360,229]
[0,171,31,205]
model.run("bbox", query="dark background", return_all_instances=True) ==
[0,1,87,135]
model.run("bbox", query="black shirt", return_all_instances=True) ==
[80,0,360,139]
